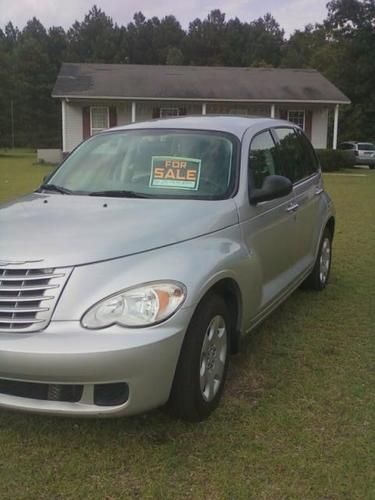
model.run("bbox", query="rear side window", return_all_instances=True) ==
[274,127,317,183]
[296,129,319,176]
[249,130,282,189]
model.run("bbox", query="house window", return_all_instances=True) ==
[160,107,180,118]
[287,110,305,130]
[90,106,109,135]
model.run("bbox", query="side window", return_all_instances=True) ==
[274,127,306,183]
[296,129,319,176]
[249,130,282,189]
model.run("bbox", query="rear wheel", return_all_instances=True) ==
[168,294,230,421]
[303,227,332,290]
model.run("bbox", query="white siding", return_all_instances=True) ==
[311,108,328,149]
[64,102,83,152]
[207,103,270,116]
[62,101,330,152]
[117,103,131,125]
[132,101,203,122]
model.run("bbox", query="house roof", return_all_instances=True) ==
[52,63,350,104]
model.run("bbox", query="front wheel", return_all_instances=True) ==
[303,227,333,290]
[167,294,230,421]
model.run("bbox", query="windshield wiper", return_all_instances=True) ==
[88,190,151,198]
[38,184,73,195]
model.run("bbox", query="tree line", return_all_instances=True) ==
[0,0,374,148]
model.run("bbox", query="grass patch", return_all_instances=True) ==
[0,149,54,203]
[0,152,374,499]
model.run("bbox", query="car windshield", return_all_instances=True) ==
[358,143,375,151]
[47,129,237,199]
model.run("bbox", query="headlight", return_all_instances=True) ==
[81,281,186,329]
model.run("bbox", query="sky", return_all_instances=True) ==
[0,0,328,35]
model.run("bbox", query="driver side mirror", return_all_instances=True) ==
[249,175,292,205]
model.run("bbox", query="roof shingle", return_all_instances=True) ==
[52,63,350,104]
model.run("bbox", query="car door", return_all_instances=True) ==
[273,127,323,273]
[239,129,298,312]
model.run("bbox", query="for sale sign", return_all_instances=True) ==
[149,156,202,190]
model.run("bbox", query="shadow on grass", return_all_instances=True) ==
[0,287,320,446]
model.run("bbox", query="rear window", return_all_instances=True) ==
[49,130,238,199]
[358,143,375,151]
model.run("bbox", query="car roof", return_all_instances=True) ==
[108,115,291,140]
[340,141,374,145]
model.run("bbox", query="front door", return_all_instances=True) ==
[273,127,323,272]
[240,129,298,313]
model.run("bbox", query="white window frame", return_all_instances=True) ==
[90,106,109,135]
[287,110,305,130]
[160,107,180,118]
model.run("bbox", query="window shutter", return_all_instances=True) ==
[82,107,91,139]
[152,107,161,119]
[305,110,312,139]
[279,109,288,120]
[109,106,117,128]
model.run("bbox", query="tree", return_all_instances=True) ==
[12,18,59,147]
[246,14,285,67]
[166,47,184,65]
[0,23,19,146]
[66,5,124,63]
[126,12,159,63]
[324,0,375,139]
[153,16,185,64]
[186,10,227,65]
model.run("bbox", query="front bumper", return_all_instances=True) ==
[0,309,192,417]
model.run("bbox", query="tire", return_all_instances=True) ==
[167,294,230,421]
[303,227,333,290]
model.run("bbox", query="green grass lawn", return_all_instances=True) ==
[0,151,374,499]
[0,149,54,203]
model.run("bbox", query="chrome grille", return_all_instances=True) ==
[0,267,72,332]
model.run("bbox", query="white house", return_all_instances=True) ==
[52,63,350,154]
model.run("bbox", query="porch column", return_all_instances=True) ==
[270,104,275,118]
[131,101,136,123]
[61,99,67,152]
[202,103,207,115]
[333,104,339,149]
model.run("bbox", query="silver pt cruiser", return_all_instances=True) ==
[0,116,335,421]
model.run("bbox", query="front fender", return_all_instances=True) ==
[53,225,261,332]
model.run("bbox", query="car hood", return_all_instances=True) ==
[0,193,239,268]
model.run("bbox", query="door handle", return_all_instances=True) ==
[315,188,324,196]
[286,203,299,213]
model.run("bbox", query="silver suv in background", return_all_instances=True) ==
[0,116,335,421]
[339,141,375,169]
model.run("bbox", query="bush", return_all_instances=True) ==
[315,149,355,171]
